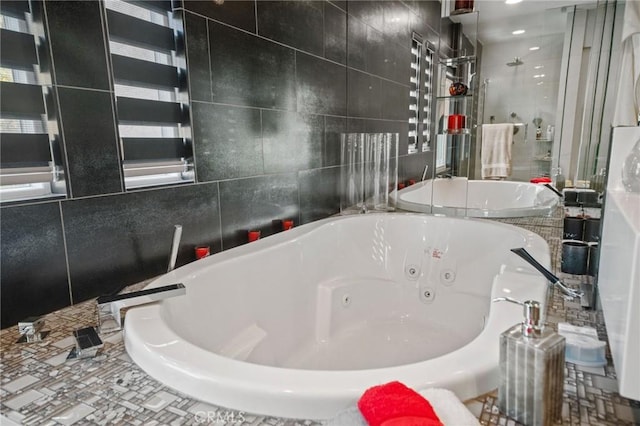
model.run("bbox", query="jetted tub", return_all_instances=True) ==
[124,213,550,419]
[392,177,559,217]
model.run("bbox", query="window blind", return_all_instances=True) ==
[409,33,435,155]
[105,0,193,190]
[408,33,422,155]
[0,0,65,202]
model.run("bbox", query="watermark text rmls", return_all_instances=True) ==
[194,411,246,424]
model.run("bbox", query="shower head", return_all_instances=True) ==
[506,57,523,67]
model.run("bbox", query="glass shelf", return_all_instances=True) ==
[436,94,473,100]
[440,129,472,136]
[440,55,476,66]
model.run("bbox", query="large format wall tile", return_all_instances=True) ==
[182,0,256,33]
[324,116,348,167]
[296,52,347,116]
[257,1,324,56]
[209,22,296,110]
[44,0,111,90]
[1,202,70,328]
[298,167,341,224]
[62,184,221,303]
[347,69,382,119]
[184,12,212,103]
[192,102,263,181]
[219,174,299,249]
[324,2,347,64]
[262,110,324,174]
[57,87,122,198]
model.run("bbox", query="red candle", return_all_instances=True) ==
[248,230,261,242]
[195,246,210,260]
[283,220,294,231]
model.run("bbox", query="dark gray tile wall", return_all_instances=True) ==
[1,0,448,329]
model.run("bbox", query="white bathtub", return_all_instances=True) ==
[392,177,559,217]
[124,213,549,419]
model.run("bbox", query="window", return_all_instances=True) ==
[105,0,193,190]
[408,34,422,155]
[0,0,66,203]
[421,43,435,152]
[408,33,435,155]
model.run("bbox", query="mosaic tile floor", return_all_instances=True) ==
[1,209,639,425]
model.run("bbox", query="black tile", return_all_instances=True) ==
[348,1,384,32]
[44,0,111,90]
[414,0,442,37]
[0,202,70,328]
[184,12,211,102]
[329,1,346,12]
[183,0,256,33]
[398,150,432,182]
[62,183,221,303]
[209,22,296,110]
[365,26,386,78]
[192,102,263,181]
[218,174,299,249]
[262,110,324,174]
[57,87,122,197]
[296,52,346,116]
[299,166,340,224]
[383,1,411,48]
[347,69,382,119]
[257,1,324,56]
[384,39,412,84]
[324,2,347,64]
[324,116,347,167]
[346,16,367,72]
[347,118,409,156]
[381,79,410,121]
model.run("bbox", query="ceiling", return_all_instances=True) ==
[452,0,598,45]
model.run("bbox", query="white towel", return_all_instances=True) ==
[481,123,513,179]
[613,0,640,126]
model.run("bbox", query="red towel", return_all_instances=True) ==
[530,177,551,184]
[357,381,443,426]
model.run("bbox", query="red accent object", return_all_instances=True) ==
[447,114,466,132]
[248,230,261,242]
[282,220,294,231]
[398,183,406,190]
[454,0,474,13]
[407,179,416,186]
[357,381,443,426]
[195,246,210,260]
[530,177,552,184]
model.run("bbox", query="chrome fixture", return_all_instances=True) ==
[421,164,429,181]
[168,224,183,272]
[96,283,186,334]
[16,316,49,343]
[506,57,523,67]
[67,326,104,360]
[510,248,584,300]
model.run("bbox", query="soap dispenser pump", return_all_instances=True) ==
[494,297,565,426]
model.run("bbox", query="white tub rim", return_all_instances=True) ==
[123,213,550,419]
[391,179,559,218]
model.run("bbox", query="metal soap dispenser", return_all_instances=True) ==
[495,297,565,426]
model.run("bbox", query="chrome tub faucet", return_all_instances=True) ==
[96,283,186,334]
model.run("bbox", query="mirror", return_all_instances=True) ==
[442,0,619,186]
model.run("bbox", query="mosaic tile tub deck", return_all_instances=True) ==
[1,211,639,425]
